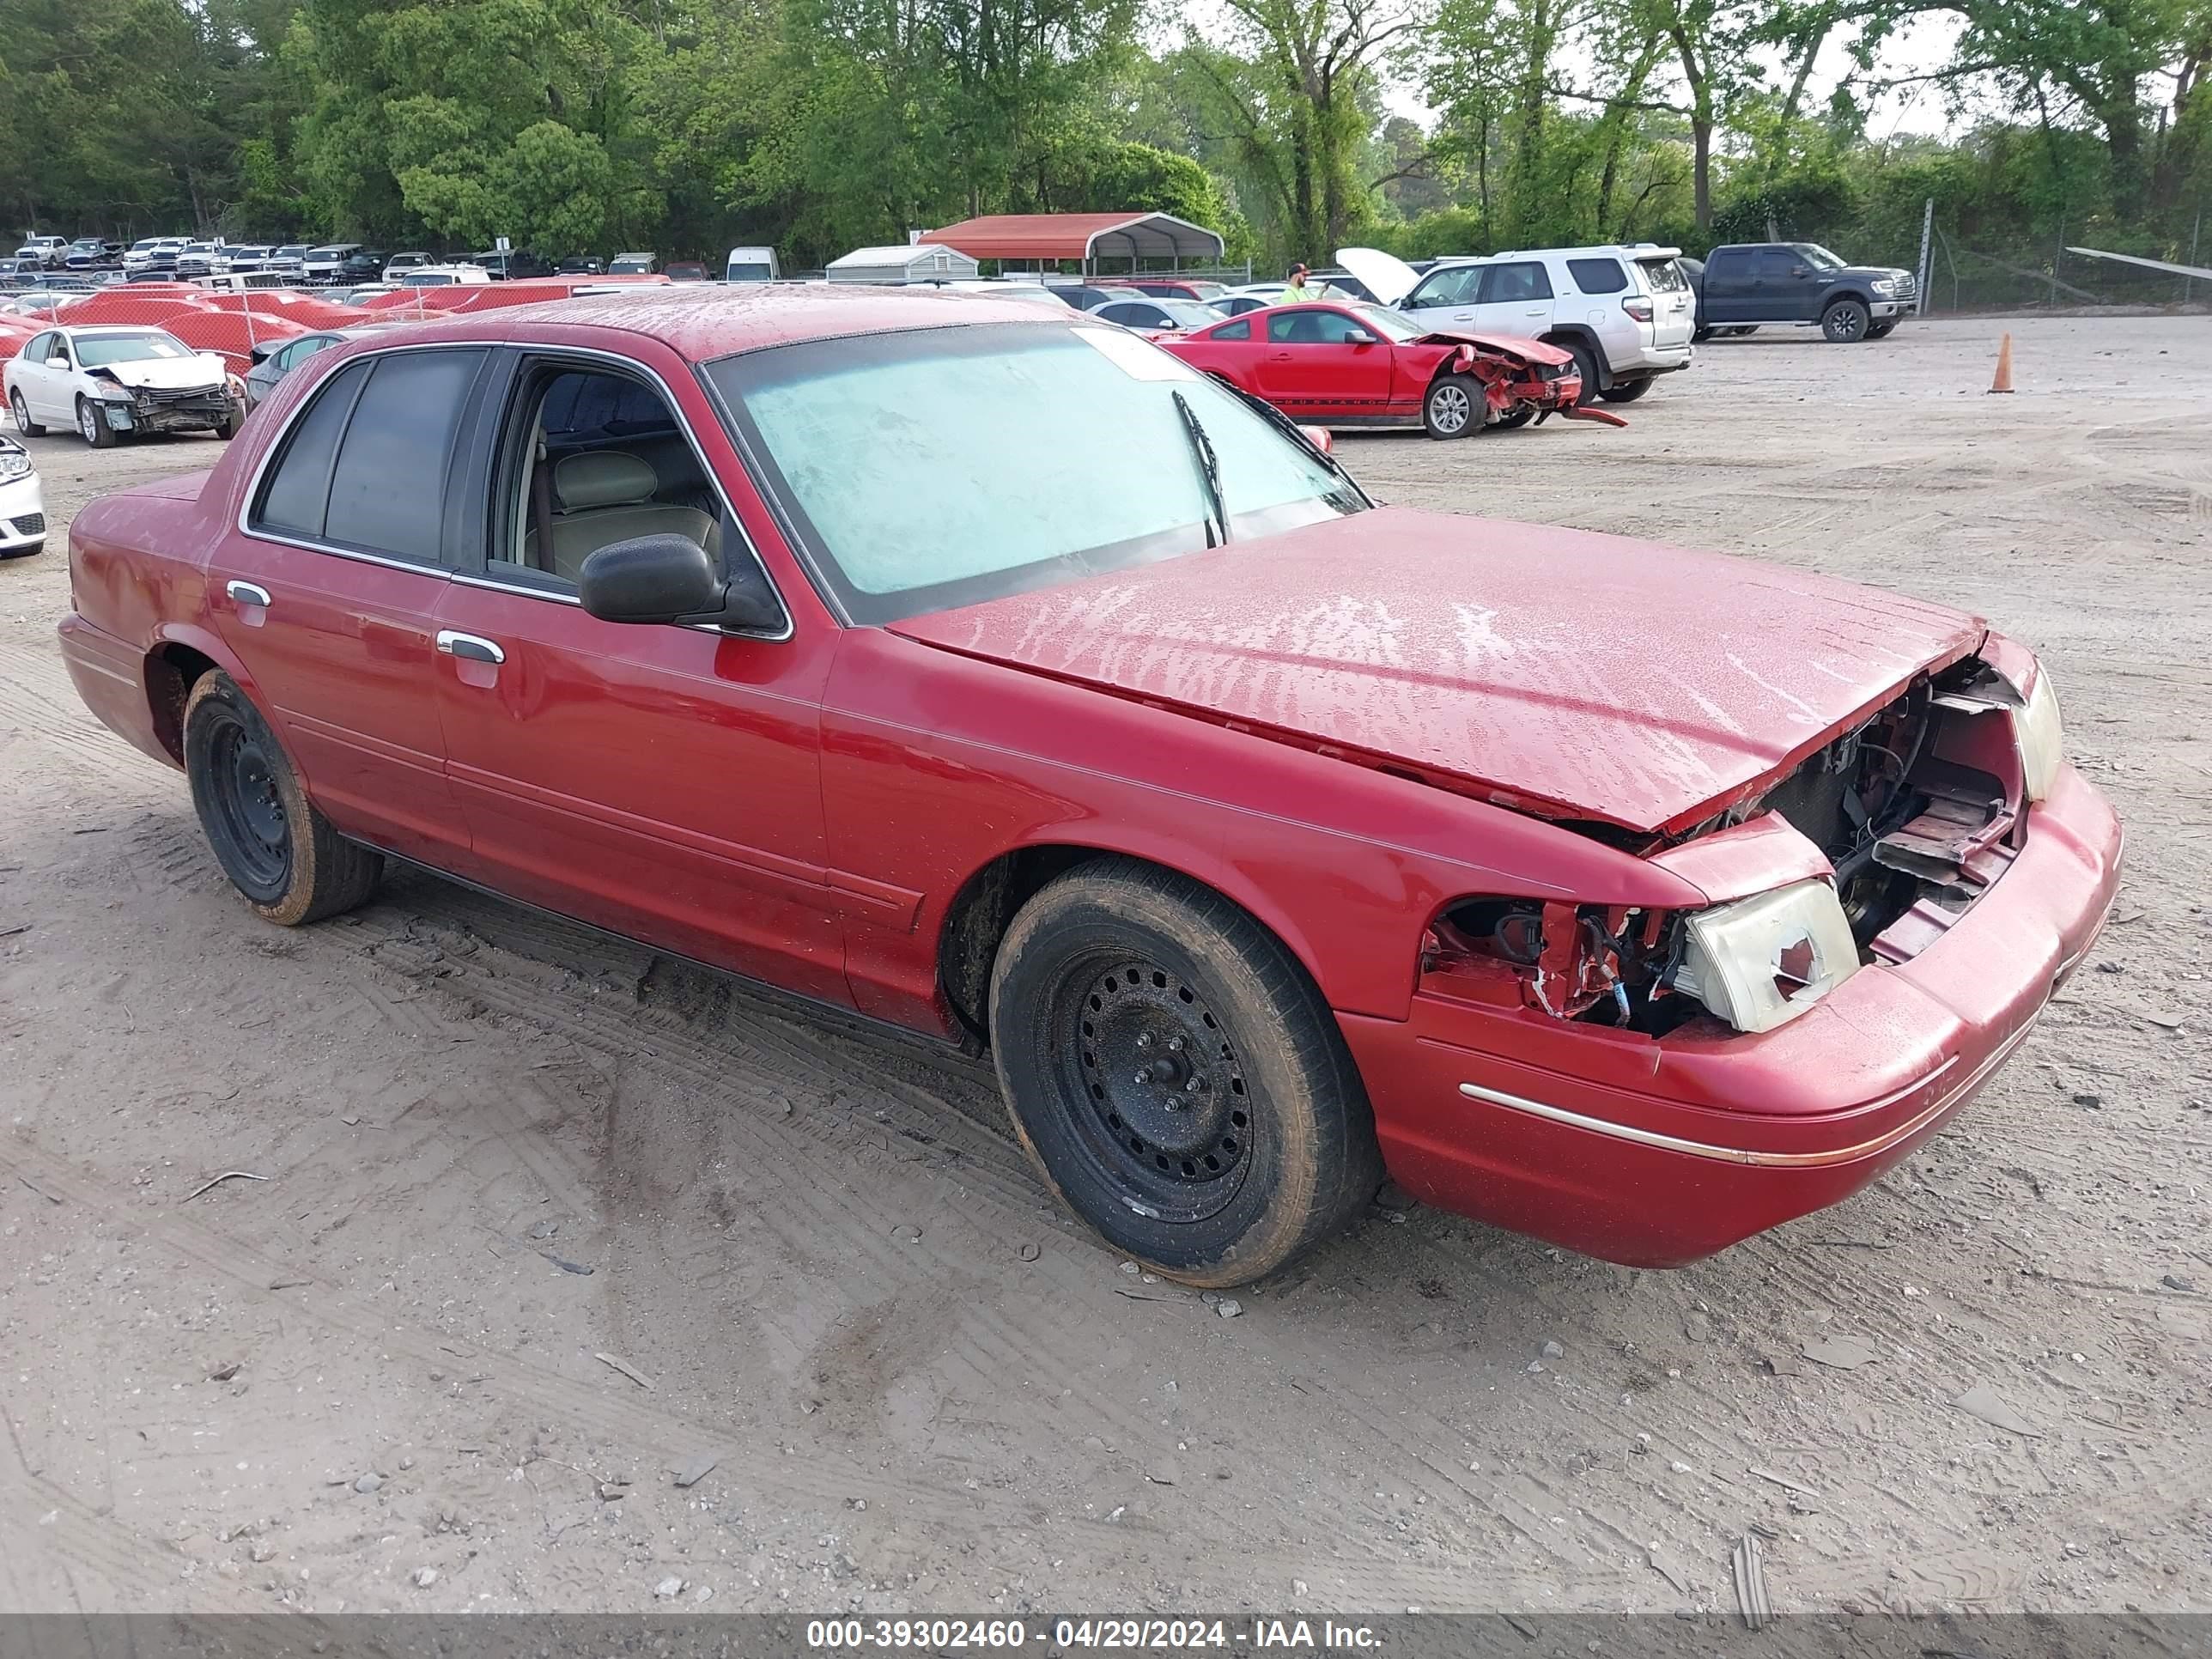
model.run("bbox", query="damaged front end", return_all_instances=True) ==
[1420,641,2059,1038]
[1425,336,1627,429]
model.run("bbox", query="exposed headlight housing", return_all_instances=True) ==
[1670,879,1861,1035]
[0,449,29,482]
[2014,665,2063,802]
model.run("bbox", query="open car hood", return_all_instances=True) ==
[1333,246,1424,307]
[98,355,228,391]
[889,507,1984,836]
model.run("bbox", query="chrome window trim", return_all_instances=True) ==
[234,335,795,645]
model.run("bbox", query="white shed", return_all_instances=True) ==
[825,244,981,285]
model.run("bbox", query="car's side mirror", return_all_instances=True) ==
[578,533,787,635]
[1344,329,1377,345]
[48,353,70,368]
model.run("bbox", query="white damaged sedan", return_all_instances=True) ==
[5,325,242,448]
[0,432,43,557]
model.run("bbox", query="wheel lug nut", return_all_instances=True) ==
[1135,1033,1153,1050]
[1167,1036,1184,1053]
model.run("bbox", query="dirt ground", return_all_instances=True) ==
[1,314,2207,1620]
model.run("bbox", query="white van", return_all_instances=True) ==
[726,246,781,283]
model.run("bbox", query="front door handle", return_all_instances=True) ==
[226,580,271,607]
[434,629,505,665]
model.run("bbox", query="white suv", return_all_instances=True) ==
[1338,244,1696,405]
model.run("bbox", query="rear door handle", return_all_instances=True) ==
[435,629,505,665]
[226,580,270,607]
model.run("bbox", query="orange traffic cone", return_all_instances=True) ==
[1987,332,2014,393]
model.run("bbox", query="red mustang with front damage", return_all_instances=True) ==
[58,288,2120,1285]
[1158,299,1615,437]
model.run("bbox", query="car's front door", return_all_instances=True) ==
[210,345,487,868]
[1258,307,1395,416]
[427,347,850,1006]
[27,333,74,422]
[1753,247,1814,320]
[1401,264,1480,331]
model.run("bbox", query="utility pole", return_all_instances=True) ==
[1916,198,1934,312]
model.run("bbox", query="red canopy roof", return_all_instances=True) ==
[917,212,1225,267]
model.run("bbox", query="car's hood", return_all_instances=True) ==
[1334,246,1422,307]
[94,355,228,391]
[1414,329,1574,367]
[888,507,1984,836]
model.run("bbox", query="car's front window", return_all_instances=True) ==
[708,321,1365,626]
[76,332,194,366]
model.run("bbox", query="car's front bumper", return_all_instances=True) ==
[1340,763,2123,1267]
[0,471,45,550]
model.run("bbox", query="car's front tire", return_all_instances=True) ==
[184,671,382,926]
[1422,374,1478,439]
[10,391,44,437]
[76,397,118,448]
[1821,299,1870,343]
[988,859,1383,1286]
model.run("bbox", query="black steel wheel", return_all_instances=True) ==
[184,670,382,924]
[990,858,1383,1285]
[1058,957,1254,1224]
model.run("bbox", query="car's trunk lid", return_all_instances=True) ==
[887,507,1984,836]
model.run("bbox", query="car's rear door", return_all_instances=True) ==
[210,344,489,868]
[1472,260,1554,336]
[425,343,850,1006]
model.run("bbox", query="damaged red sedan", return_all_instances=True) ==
[58,288,2120,1285]
[1158,299,1611,436]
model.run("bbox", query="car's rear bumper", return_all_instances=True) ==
[58,612,174,769]
[1340,763,2123,1267]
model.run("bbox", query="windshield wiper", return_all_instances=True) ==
[1171,389,1227,547]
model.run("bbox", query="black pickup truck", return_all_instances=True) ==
[1685,243,1918,343]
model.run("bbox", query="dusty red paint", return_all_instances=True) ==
[53,287,2124,1267]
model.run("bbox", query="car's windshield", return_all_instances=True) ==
[1795,244,1848,270]
[708,321,1365,626]
[76,332,194,366]
[1345,303,1426,342]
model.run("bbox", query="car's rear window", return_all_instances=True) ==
[1567,258,1628,294]
[707,322,1363,625]
[1639,257,1689,291]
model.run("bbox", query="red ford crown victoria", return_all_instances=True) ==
[58,287,2121,1285]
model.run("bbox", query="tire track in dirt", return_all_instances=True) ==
[0,1135,1574,1609]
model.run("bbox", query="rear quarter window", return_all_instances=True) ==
[1567,258,1628,294]
[1212,319,1252,341]
[252,359,371,540]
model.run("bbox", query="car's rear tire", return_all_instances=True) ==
[1422,374,1478,439]
[76,397,118,448]
[10,392,44,437]
[184,671,382,926]
[1597,376,1653,404]
[1820,299,1870,343]
[988,858,1384,1286]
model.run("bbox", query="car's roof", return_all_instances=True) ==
[58,323,186,335]
[370,283,1072,362]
